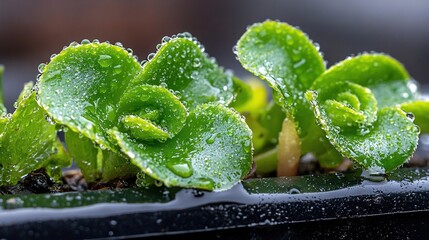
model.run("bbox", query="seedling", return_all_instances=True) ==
[0,36,253,191]
[236,20,429,176]
[0,21,427,192]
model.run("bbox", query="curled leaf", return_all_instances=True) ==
[306,87,419,173]
[109,104,253,191]
[312,54,413,108]
[118,84,187,142]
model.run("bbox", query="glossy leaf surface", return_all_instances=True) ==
[132,37,234,110]
[236,20,325,121]
[118,84,187,142]
[306,87,419,173]
[38,42,142,150]
[110,104,253,191]
[0,92,59,184]
[401,100,429,133]
[65,130,139,183]
[312,54,413,108]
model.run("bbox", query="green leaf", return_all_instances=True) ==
[16,82,35,106]
[43,138,72,182]
[118,84,187,142]
[236,20,342,169]
[306,87,419,173]
[229,78,272,153]
[0,92,58,184]
[109,104,253,191]
[229,77,253,110]
[305,54,416,169]
[401,100,429,133]
[65,130,139,182]
[236,20,325,119]
[38,42,142,151]
[320,81,378,129]
[0,65,7,115]
[312,54,413,108]
[258,101,286,147]
[131,36,234,110]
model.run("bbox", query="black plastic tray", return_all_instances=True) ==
[1,168,429,239]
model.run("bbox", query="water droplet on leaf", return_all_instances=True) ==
[98,55,113,67]
[166,160,193,178]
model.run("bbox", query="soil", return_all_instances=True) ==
[1,137,428,195]
[0,169,137,195]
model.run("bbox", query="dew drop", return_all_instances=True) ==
[147,53,156,61]
[258,66,267,75]
[232,45,238,54]
[193,58,201,68]
[81,39,90,44]
[154,180,163,187]
[113,65,122,74]
[406,112,415,121]
[98,55,113,67]
[69,41,79,47]
[162,36,171,43]
[194,177,215,190]
[38,63,46,73]
[314,42,320,51]
[183,32,192,38]
[293,59,306,69]
[205,134,216,144]
[166,160,193,178]
[288,188,301,194]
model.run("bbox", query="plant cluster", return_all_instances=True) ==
[236,21,428,176]
[0,20,427,191]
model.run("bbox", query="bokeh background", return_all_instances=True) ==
[0,0,428,111]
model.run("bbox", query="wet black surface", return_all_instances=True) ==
[0,167,429,239]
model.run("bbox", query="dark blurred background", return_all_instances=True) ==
[0,0,428,111]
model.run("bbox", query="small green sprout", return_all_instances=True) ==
[0,70,71,185]
[236,20,428,175]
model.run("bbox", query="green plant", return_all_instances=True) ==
[235,20,429,176]
[0,36,253,191]
[0,68,71,184]
[0,21,428,191]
